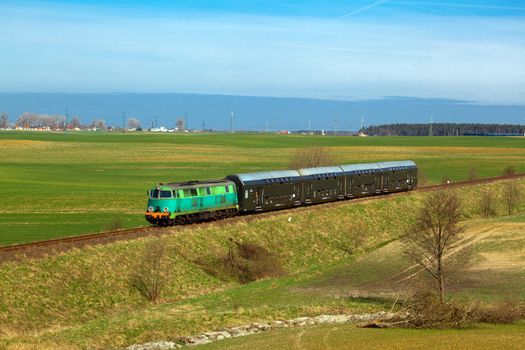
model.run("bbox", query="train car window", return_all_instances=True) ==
[206,187,211,195]
[245,190,249,199]
[190,188,198,197]
[225,185,230,193]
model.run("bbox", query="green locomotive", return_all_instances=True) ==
[146,160,418,226]
[145,180,238,226]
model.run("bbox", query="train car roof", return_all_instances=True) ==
[339,162,382,173]
[228,170,301,184]
[377,160,417,170]
[298,166,344,177]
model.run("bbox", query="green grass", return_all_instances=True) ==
[194,322,525,350]
[2,131,525,245]
[1,181,524,349]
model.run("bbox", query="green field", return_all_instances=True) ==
[1,177,525,349]
[1,131,525,245]
[194,322,525,350]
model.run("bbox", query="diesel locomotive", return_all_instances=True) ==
[145,160,417,226]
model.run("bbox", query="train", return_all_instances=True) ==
[145,160,418,226]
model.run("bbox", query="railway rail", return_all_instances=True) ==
[2,172,525,262]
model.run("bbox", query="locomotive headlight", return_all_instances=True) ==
[163,207,169,213]
[148,206,154,212]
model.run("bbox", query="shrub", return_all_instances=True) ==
[384,293,525,329]
[223,239,285,283]
[503,166,516,176]
[479,188,497,217]
[197,239,285,284]
[129,239,171,303]
[105,218,124,231]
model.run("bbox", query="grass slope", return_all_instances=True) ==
[1,180,524,349]
[1,132,525,245]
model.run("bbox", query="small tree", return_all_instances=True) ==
[479,188,497,217]
[289,147,334,169]
[403,190,465,303]
[129,239,171,303]
[502,180,522,215]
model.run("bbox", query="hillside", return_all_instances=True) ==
[1,179,524,349]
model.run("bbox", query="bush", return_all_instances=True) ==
[105,218,124,231]
[197,239,285,284]
[223,239,285,283]
[386,292,525,329]
[289,147,334,169]
[479,188,497,217]
[129,239,171,303]
[503,166,516,176]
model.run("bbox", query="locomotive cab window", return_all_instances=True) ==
[225,185,230,193]
[150,189,159,198]
[160,190,172,198]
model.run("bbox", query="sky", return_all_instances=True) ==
[1,0,525,104]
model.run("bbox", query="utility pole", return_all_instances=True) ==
[360,116,365,134]
[230,112,234,133]
[429,116,434,136]
[184,110,188,131]
[122,111,126,131]
[64,107,69,131]
[333,116,338,136]
[154,115,158,129]
[202,120,206,132]
[265,121,269,133]
[308,118,312,134]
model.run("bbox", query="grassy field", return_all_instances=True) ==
[1,179,524,349]
[193,322,525,350]
[1,131,525,245]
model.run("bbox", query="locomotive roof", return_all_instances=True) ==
[229,170,301,183]
[160,179,233,189]
[298,166,344,177]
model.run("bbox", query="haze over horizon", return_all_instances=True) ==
[1,1,524,128]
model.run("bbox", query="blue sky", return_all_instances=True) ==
[1,0,524,104]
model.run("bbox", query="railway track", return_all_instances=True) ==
[2,172,525,262]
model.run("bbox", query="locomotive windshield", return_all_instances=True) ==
[149,189,173,199]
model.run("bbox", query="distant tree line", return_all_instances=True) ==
[363,123,525,136]
[0,112,141,131]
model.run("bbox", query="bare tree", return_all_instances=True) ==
[479,188,497,217]
[289,147,334,169]
[0,113,8,129]
[502,180,522,215]
[127,117,141,130]
[69,116,81,129]
[129,239,172,303]
[403,190,465,303]
[90,119,106,130]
